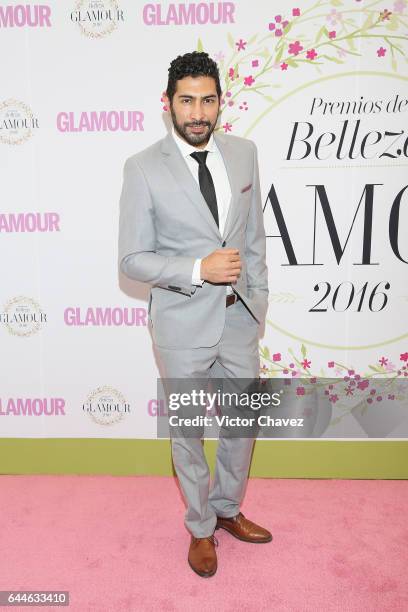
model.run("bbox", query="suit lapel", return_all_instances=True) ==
[161,133,221,238]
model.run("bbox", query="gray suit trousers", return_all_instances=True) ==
[155,297,260,538]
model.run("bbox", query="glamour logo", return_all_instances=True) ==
[142,2,235,25]
[56,110,144,133]
[0,398,65,416]
[148,399,167,416]
[64,306,147,326]
[265,183,408,266]
[0,4,51,28]
[0,100,39,145]
[83,386,130,426]
[71,0,124,38]
[0,212,60,233]
[1,297,46,337]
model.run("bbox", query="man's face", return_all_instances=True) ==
[165,76,220,148]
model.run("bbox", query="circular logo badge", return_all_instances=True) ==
[73,0,122,39]
[84,386,130,425]
[2,296,45,337]
[0,99,37,145]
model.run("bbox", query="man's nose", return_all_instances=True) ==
[190,101,205,121]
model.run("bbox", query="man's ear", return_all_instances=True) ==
[162,91,170,111]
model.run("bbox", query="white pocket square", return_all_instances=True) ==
[240,183,252,193]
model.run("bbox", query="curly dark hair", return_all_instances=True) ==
[166,51,221,103]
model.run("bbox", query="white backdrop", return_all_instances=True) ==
[1,0,407,438]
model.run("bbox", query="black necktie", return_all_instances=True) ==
[190,151,219,227]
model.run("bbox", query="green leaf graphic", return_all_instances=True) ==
[361,14,374,31]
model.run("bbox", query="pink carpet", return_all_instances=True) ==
[0,476,407,611]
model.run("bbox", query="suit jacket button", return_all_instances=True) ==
[168,285,181,291]
[222,241,226,247]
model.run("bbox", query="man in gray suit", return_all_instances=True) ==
[118,51,272,577]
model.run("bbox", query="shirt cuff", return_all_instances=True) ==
[192,258,204,286]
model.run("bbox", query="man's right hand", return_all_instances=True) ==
[201,249,242,284]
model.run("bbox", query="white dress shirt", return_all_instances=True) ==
[171,126,233,293]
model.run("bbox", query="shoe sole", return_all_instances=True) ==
[188,558,217,577]
[215,524,273,543]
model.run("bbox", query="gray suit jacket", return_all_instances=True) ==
[118,131,268,349]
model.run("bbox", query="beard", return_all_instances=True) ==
[170,105,219,147]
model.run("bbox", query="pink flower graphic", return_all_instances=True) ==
[328,361,335,368]
[239,101,248,111]
[328,30,337,39]
[292,8,300,17]
[222,122,232,132]
[214,51,225,62]
[306,49,318,60]
[393,0,406,14]
[244,75,255,86]
[400,352,408,362]
[281,62,289,70]
[301,359,311,369]
[236,38,247,51]
[326,9,342,26]
[288,40,304,55]
[252,59,259,67]
[296,386,305,396]
[273,353,281,362]
[268,14,289,37]
[380,9,392,20]
[379,357,388,366]
[377,46,387,56]
[357,379,369,390]
[228,67,238,80]
[329,394,339,404]
[160,93,168,111]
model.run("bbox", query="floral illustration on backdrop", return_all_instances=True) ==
[195,0,408,135]
[258,344,408,425]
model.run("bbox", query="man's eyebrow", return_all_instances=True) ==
[177,94,218,99]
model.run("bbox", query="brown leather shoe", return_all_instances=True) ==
[188,534,218,577]
[216,512,272,543]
